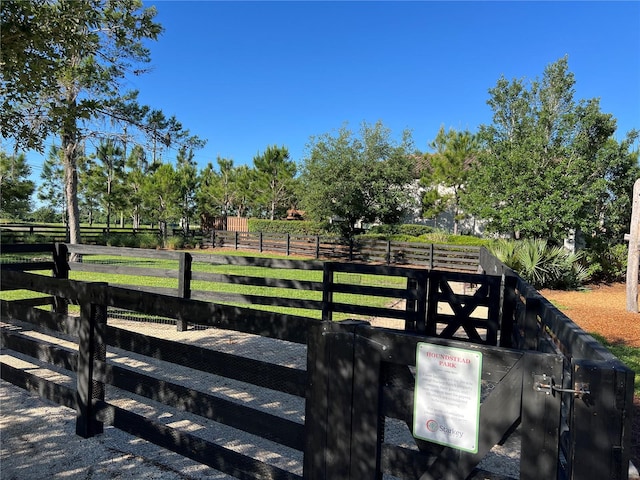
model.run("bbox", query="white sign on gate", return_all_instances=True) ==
[413,343,482,453]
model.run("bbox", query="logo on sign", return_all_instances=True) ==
[426,419,438,432]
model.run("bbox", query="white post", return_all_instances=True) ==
[626,178,640,313]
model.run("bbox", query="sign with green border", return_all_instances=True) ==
[413,343,482,453]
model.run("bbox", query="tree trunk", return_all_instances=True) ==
[62,125,82,245]
[626,178,640,312]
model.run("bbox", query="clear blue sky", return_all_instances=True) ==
[25,1,640,175]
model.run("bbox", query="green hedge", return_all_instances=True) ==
[247,219,329,235]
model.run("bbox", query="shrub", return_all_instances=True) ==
[165,235,185,250]
[247,219,328,235]
[137,232,161,249]
[398,224,436,237]
[489,238,590,289]
[583,242,628,283]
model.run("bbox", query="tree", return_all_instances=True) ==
[233,165,257,218]
[142,162,179,241]
[253,145,297,220]
[86,139,125,232]
[2,0,163,245]
[300,121,417,238]
[175,147,199,235]
[421,127,478,234]
[462,57,639,242]
[37,146,66,223]
[124,145,150,229]
[198,157,236,219]
[0,150,34,219]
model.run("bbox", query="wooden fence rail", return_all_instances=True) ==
[0,243,635,479]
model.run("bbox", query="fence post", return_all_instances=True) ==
[315,235,320,259]
[429,243,434,269]
[405,271,428,332]
[177,252,192,331]
[259,231,263,253]
[321,263,334,322]
[304,320,364,479]
[235,231,239,250]
[76,283,107,438]
[386,240,391,265]
[286,233,290,256]
[500,275,517,348]
[53,242,69,315]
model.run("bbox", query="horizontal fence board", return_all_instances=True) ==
[105,362,304,451]
[69,262,178,279]
[190,253,324,270]
[106,325,307,397]
[0,261,55,271]
[1,329,78,372]
[329,283,408,299]
[327,302,408,320]
[190,271,323,291]
[0,243,55,254]
[190,290,323,311]
[0,361,77,410]
[107,286,315,344]
[1,299,79,336]
[65,244,182,260]
[94,400,301,480]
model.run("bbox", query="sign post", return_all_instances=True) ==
[413,343,482,453]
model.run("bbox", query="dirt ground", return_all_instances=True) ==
[540,282,640,472]
[539,282,640,348]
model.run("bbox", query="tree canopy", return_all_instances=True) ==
[420,127,478,234]
[300,121,417,237]
[462,57,640,242]
[0,151,34,219]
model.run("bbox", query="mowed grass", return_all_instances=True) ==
[1,251,406,321]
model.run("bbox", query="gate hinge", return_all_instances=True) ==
[534,374,590,397]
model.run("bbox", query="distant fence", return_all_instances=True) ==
[0,223,159,244]
[201,230,481,270]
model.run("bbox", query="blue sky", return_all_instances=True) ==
[23,1,640,176]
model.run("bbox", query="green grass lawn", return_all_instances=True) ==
[590,333,640,396]
[1,251,405,321]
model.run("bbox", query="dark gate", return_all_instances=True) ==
[305,321,565,480]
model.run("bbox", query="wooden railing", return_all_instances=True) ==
[0,243,634,479]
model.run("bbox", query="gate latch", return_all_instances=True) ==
[534,374,590,397]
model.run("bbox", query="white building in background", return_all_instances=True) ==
[403,180,486,236]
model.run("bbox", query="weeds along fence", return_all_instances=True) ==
[0,243,634,479]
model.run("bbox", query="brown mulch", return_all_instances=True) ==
[540,282,640,472]
[539,283,640,348]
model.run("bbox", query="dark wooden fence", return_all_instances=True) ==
[1,223,159,244]
[195,229,482,270]
[2,223,482,270]
[0,243,635,479]
[480,249,635,480]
